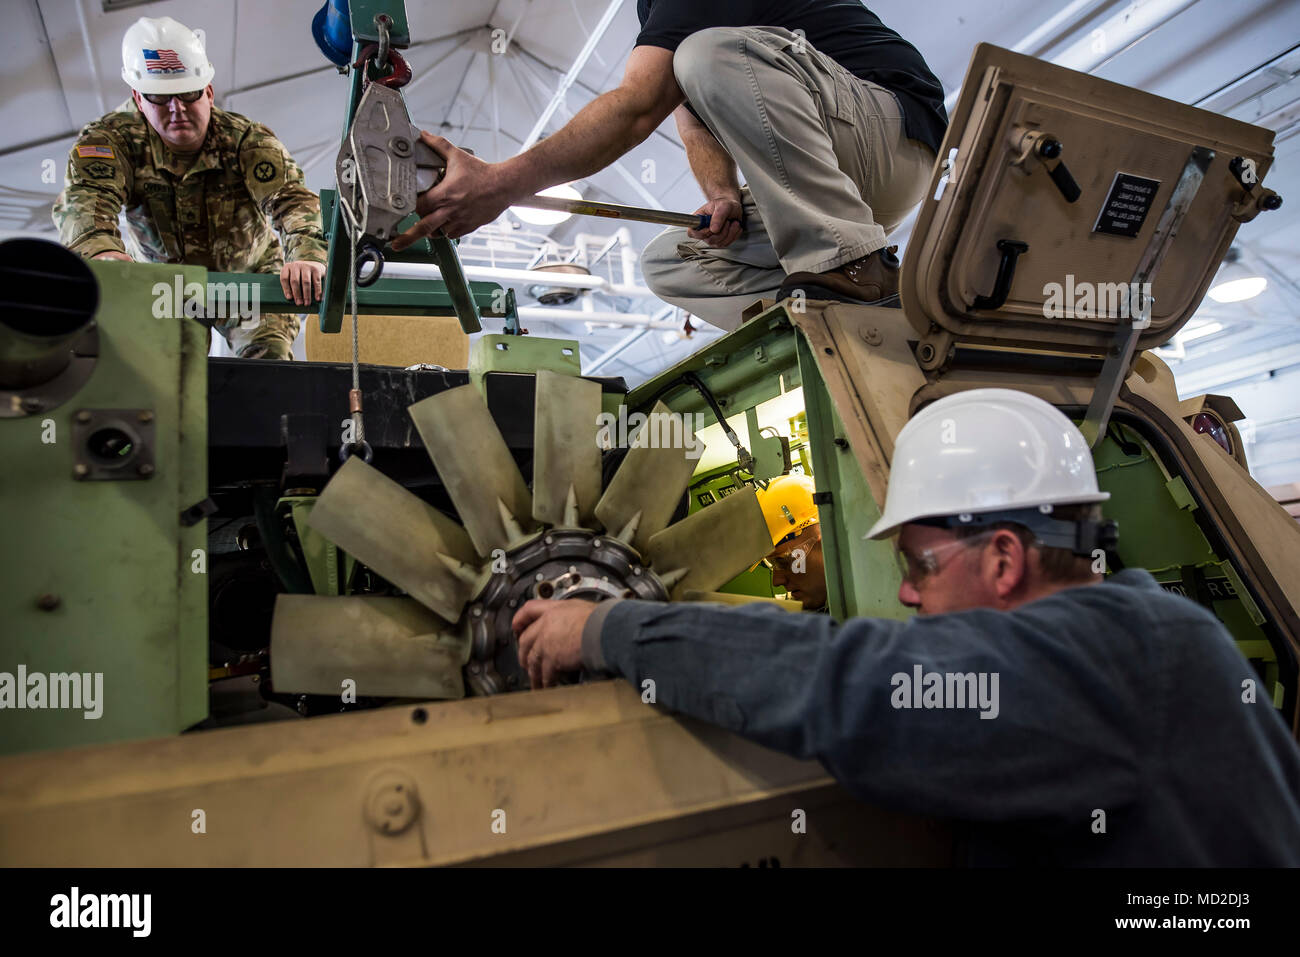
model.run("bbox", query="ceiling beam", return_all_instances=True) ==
[513,41,683,152]
[520,0,625,151]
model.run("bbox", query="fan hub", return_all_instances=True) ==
[465,529,668,694]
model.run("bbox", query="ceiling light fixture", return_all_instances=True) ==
[1207,277,1267,303]
[510,184,583,227]
[1207,247,1267,303]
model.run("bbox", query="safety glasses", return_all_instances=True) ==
[762,535,821,572]
[142,90,205,105]
[894,531,995,586]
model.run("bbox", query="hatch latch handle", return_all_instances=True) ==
[1227,156,1283,223]
[972,239,1029,311]
[1008,126,1081,204]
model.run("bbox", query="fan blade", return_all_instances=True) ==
[532,370,602,528]
[594,401,698,553]
[408,384,536,555]
[644,488,771,599]
[307,457,479,622]
[271,595,465,699]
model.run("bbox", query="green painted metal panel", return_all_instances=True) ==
[177,265,209,736]
[1093,429,1216,570]
[319,61,368,335]
[629,313,807,600]
[349,0,410,46]
[209,271,505,319]
[0,261,208,754]
[630,310,890,613]
[287,497,356,597]
[1219,560,1266,626]
[628,308,801,416]
[797,335,908,624]
[1093,420,1281,704]
[1165,475,1197,511]
[600,391,624,418]
[469,336,581,399]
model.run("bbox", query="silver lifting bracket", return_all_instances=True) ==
[335,83,445,260]
[334,80,483,335]
[1080,145,1215,448]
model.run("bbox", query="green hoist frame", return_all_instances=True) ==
[214,0,509,336]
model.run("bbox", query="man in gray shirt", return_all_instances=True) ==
[512,389,1300,865]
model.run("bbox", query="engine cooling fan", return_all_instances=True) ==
[270,371,771,700]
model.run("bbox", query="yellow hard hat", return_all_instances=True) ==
[755,474,819,548]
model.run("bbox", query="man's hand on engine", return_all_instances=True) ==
[512,598,597,689]
[281,260,325,306]
[392,132,513,249]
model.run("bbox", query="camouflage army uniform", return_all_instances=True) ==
[52,101,327,359]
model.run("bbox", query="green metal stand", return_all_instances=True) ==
[315,0,493,335]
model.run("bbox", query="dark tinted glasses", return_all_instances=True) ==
[142,90,205,105]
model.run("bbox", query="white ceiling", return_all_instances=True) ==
[2,0,1297,484]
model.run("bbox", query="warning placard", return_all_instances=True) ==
[1093,172,1161,237]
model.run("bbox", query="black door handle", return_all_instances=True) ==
[1038,138,1081,203]
[972,239,1029,311]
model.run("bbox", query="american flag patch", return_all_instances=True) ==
[76,144,114,159]
[143,48,186,73]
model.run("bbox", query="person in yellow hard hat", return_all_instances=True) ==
[756,474,826,612]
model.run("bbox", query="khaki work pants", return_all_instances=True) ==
[641,27,936,331]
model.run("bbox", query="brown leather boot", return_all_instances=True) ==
[777,246,902,307]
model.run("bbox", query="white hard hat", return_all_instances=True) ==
[865,388,1109,540]
[121,16,214,94]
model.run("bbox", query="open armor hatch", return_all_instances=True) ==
[903,43,1280,357]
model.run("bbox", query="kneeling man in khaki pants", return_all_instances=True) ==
[395,2,947,331]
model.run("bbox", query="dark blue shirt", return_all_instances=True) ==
[586,569,1300,865]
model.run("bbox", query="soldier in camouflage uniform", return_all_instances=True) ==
[52,15,327,359]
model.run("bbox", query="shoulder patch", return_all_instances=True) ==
[242,146,288,201]
[69,135,127,189]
